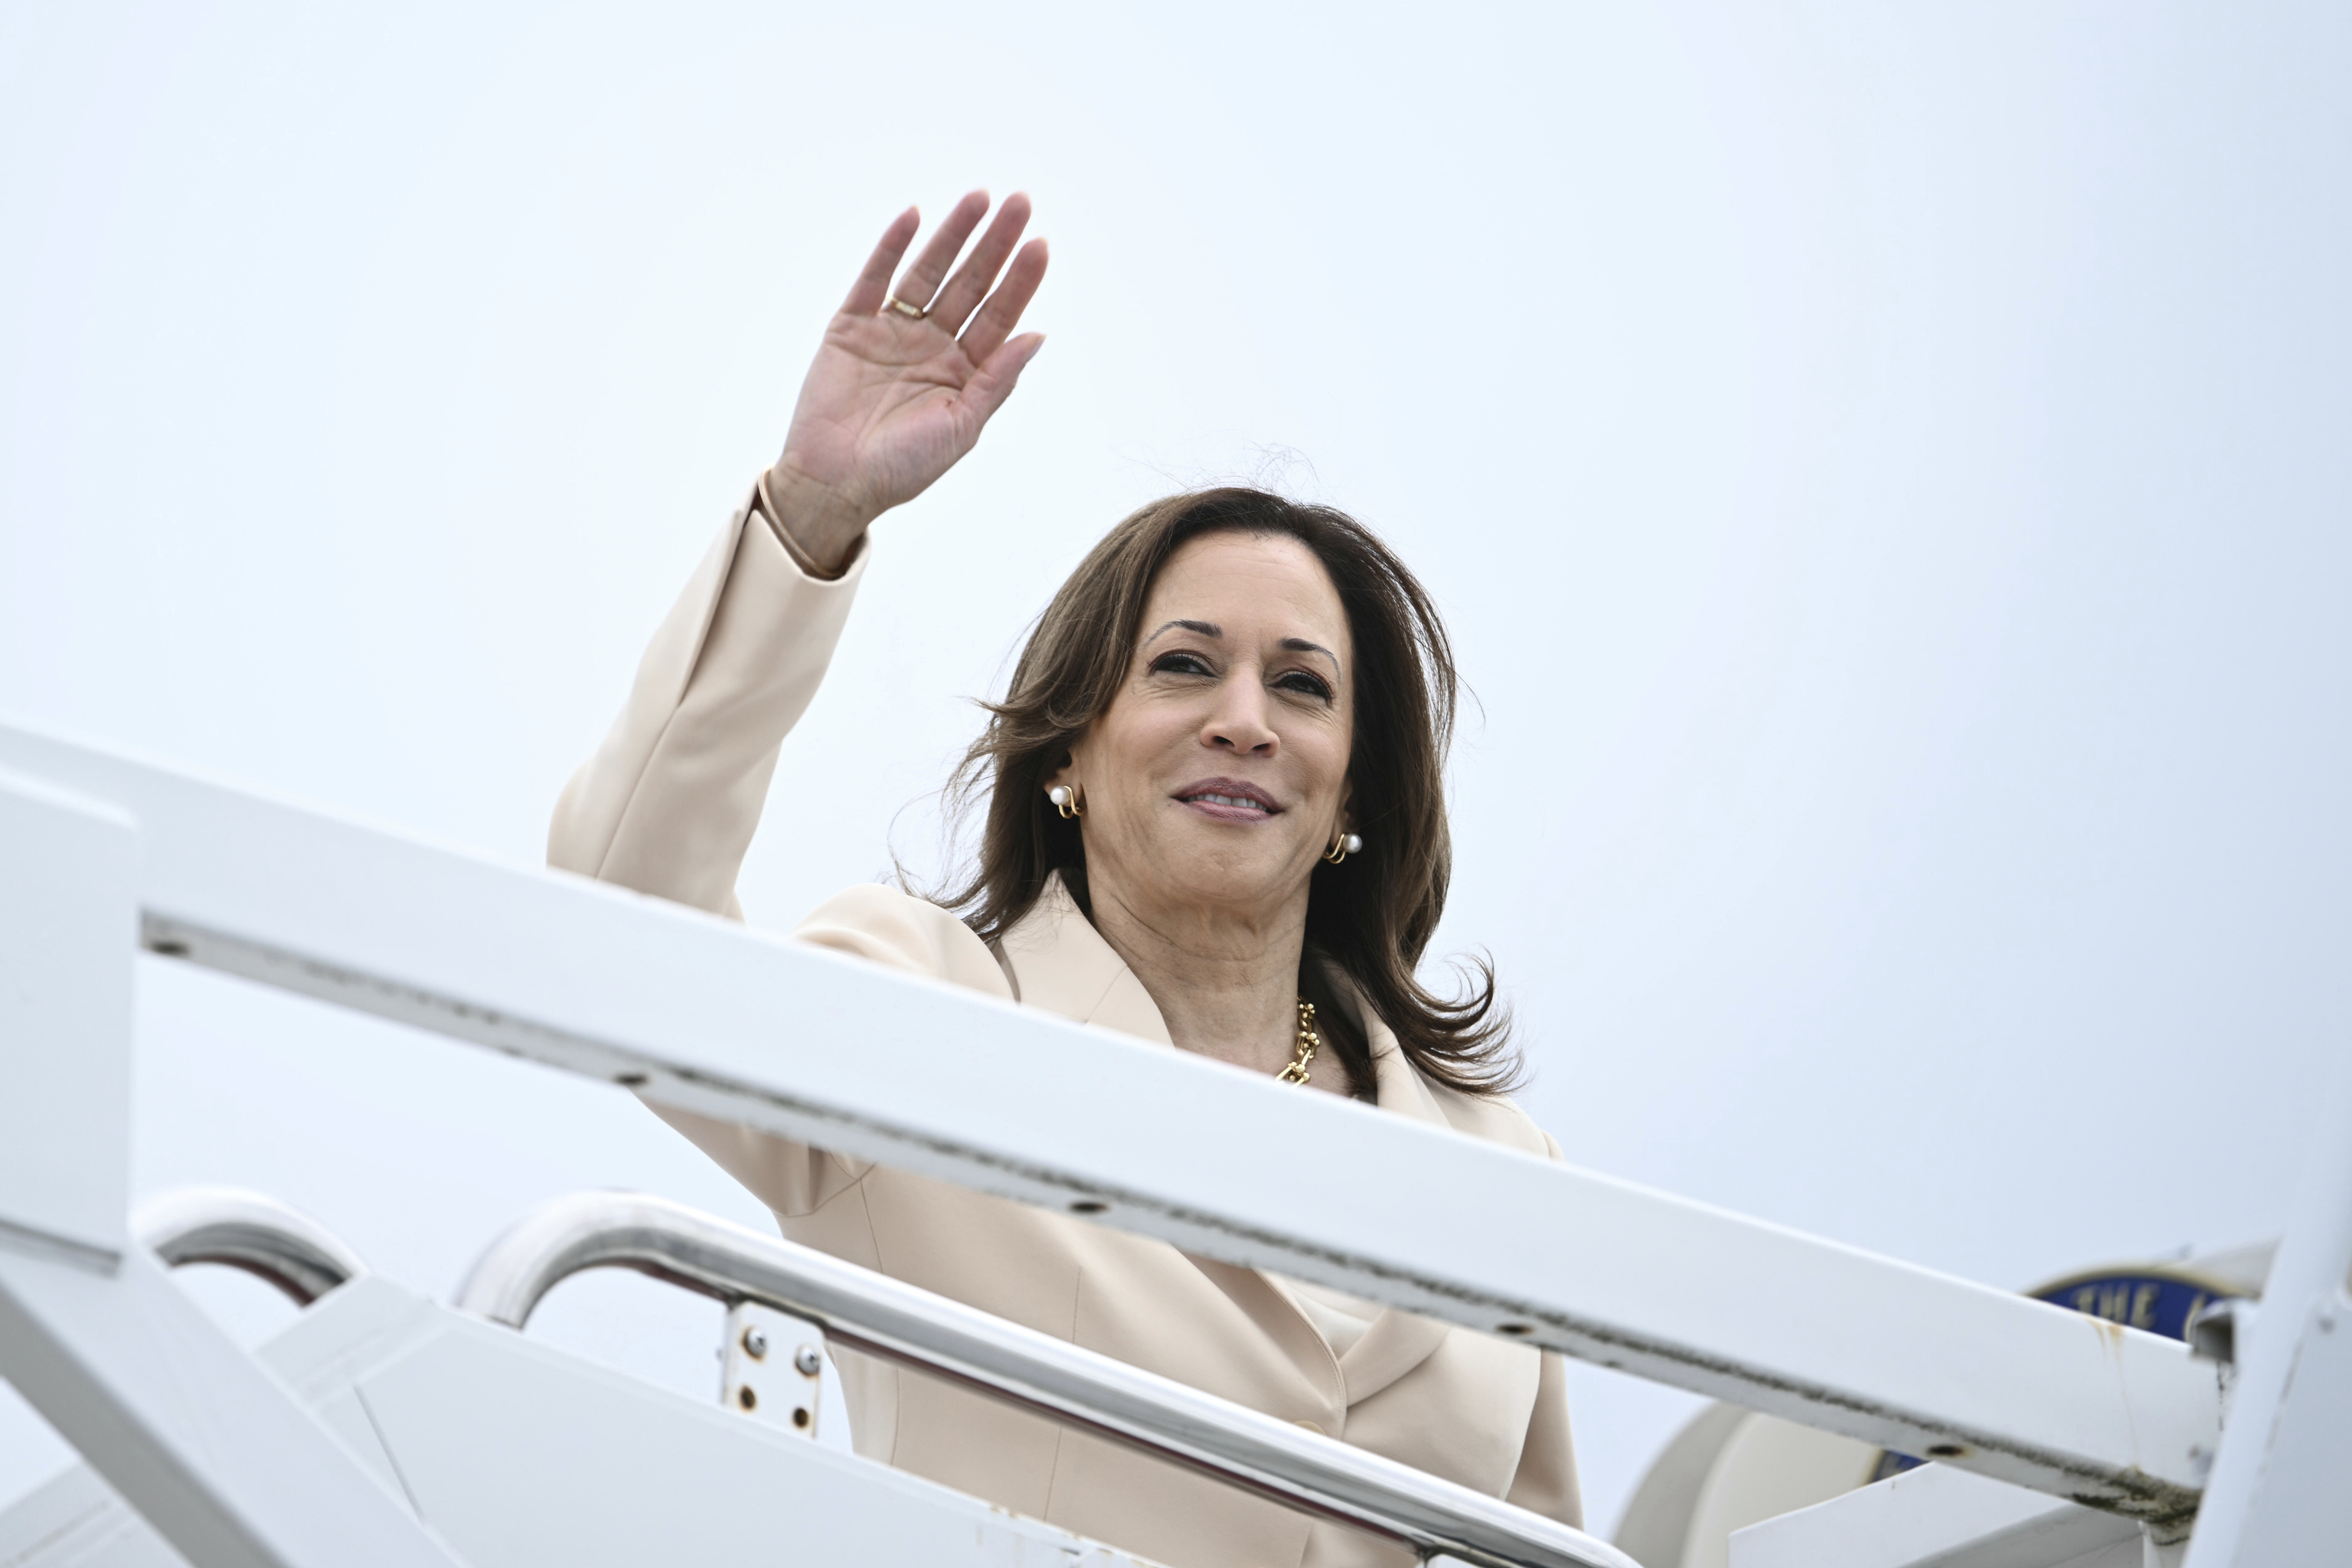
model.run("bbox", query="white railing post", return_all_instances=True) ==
[2180,1057,2352,1567]
[0,766,135,1266]
[0,766,463,1568]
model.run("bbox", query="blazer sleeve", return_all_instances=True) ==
[548,482,867,916]
[1506,1349,1584,1529]
[641,882,1014,1216]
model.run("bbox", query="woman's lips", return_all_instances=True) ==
[1174,778,1281,822]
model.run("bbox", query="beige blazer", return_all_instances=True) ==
[550,488,1583,1568]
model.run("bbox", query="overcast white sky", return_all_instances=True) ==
[4,0,2348,1540]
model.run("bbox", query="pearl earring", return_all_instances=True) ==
[1048,784,1084,820]
[1322,830,1364,864]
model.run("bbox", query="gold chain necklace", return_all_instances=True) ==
[1276,998,1320,1085]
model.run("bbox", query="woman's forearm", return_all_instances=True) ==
[547,483,866,916]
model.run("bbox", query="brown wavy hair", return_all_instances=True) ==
[936,487,1518,1096]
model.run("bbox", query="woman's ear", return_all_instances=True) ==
[1044,742,1082,795]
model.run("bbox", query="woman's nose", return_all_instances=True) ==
[1202,677,1279,756]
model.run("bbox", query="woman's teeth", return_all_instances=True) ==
[1194,793,1266,810]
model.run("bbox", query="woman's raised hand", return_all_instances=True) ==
[763,193,1049,572]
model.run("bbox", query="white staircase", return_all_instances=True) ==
[2,719,2343,1566]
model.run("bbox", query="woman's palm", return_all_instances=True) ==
[772,194,1048,547]
[787,316,998,516]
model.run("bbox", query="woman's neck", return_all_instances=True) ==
[1081,874,1308,1080]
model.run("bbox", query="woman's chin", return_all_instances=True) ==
[1119,849,1312,916]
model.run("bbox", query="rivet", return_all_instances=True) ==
[792,1406,811,1429]
[1928,1443,1965,1458]
[737,1386,758,1411]
[741,1326,769,1360]
[795,1345,822,1377]
[1498,1322,1534,1337]
[151,940,191,958]
[1070,1200,1109,1214]
[615,1072,648,1087]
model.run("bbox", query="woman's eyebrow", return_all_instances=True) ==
[1281,636,1341,672]
[1145,619,1222,642]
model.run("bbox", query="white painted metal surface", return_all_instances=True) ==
[0,1227,465,1568]
[0,720,2222,1527]
[0,1276,1162,1567]
[1619,1417,1880,1567]
[0,766,136,1264]
[0,766,459,1568]
[2181,1061,2352,1568]
[1728,1463,2144,1568]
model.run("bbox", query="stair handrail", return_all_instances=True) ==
[134,1186,368,1308]
[456,1189,1637,1568]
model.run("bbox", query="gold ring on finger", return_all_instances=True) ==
[884,296,929,320]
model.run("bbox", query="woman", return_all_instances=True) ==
[550,191,1580,1568]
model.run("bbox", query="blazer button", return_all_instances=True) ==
[1292,1419,1325,1436]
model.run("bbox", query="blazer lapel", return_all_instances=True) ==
[1000,884,1451,1406]
[997,874,1176,1044]
[1325,984,1453,1404]
[1334,1304,1452,1406]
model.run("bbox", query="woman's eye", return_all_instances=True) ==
[1276,671,1333,701]
[1149,652,1214,677]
